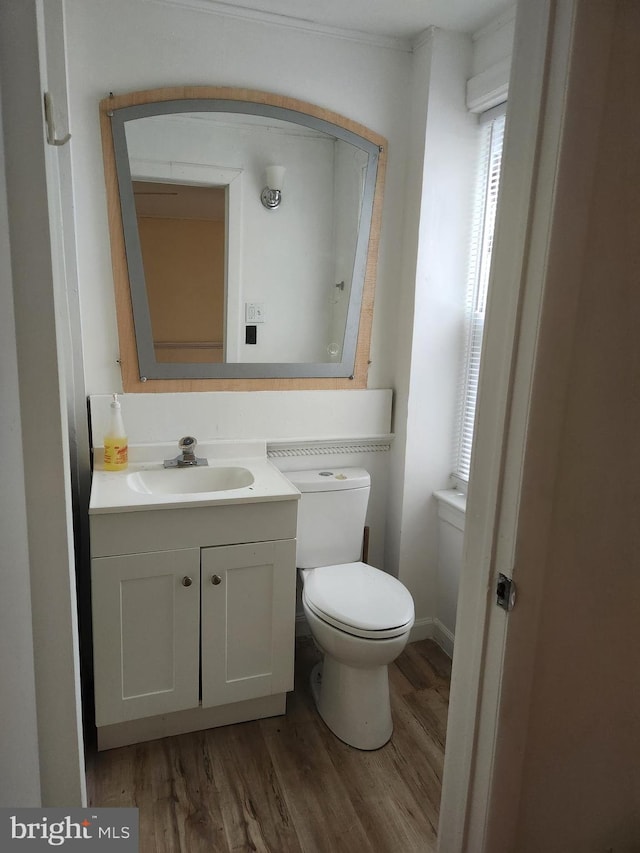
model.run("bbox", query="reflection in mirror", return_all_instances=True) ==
[133,181,226,363]
[102,89,386,389]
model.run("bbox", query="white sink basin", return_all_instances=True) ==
[127,466,255,495]
[89,440,301,514]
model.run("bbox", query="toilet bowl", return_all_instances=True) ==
[287,468,415,750]
[301,562,413,750]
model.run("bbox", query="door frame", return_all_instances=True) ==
[437,0,580,848]
[0,0,86,806]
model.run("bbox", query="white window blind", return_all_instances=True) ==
[454,105,506,485]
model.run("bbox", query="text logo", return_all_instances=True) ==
[1,809,138,850]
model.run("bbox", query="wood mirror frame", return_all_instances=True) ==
[100,87,387,392]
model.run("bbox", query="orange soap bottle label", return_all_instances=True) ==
[104,438,128,471]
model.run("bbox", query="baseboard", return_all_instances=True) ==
[408,616,434,643]
[432,618,455,658]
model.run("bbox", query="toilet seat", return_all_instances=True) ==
[303,562,414,640]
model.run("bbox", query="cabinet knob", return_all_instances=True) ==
[182,576,193,587]
[211,574,222,586]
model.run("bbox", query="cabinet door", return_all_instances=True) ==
[201,539,296,708]
[92,549,200,726]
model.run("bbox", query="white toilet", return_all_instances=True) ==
[287,468,414,750]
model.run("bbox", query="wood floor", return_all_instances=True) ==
[86,637,451,853]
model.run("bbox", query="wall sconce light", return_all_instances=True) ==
[261,165,285,210]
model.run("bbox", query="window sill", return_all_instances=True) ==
[434,489,466,532]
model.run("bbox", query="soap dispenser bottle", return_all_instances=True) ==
[103,393,128,471]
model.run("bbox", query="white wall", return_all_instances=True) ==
[386,27,478,634]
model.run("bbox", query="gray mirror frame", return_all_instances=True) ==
[100,87,387,391]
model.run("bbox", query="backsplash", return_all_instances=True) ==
[88,390,393,449]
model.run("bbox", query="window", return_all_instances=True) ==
[454,104,506,486]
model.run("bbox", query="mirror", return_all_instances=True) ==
[101,88,386,391]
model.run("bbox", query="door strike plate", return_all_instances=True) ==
[496,573,516,611]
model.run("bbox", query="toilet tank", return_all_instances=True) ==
[287,468,371,568]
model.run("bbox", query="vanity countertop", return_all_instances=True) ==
[90,440,300,515]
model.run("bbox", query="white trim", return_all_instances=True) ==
[437,0,565,849]
[478,101,507,125]
[1,0,86,806]
[434,490,466,532]
[408,616,433,643]
[466,57,511,113]
[267,435,392,458]
[433,619,455,659]
[411,26,435,53]
[434,488,467,514]
[142,0,412,52]
[130,157,242,188]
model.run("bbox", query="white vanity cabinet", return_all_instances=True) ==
[89,498,298,749]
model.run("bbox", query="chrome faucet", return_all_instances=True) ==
[163,436,208,468]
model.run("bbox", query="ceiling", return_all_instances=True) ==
[196,0,515,41]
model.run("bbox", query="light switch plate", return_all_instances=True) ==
[245,302,266,323]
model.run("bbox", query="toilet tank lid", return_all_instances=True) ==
[287,467,370,492]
